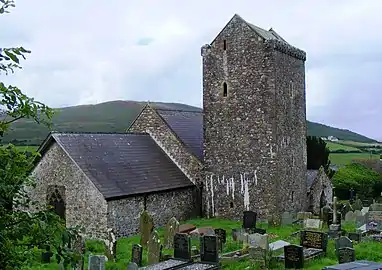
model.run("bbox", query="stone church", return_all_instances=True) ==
[30,14,309,239]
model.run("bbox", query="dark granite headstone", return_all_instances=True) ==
[131,244,143,266]
[284,244,304,269]
[174,233,191,261]
[338,247,355,264]
[300,231,328,252]
[243,211,257,229]
[200,235,219,264]
[348,232,361,242]
[335,236,353,257]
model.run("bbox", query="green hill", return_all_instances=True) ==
[0,100,378,146]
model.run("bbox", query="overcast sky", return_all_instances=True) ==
[2,0,382,140]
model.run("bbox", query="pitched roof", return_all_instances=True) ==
[155,108,204,161]
[39,132,194,199]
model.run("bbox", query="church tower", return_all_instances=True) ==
[201,14,307,220]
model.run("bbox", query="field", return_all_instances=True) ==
[25,218,382,270]
[329,153,380,166]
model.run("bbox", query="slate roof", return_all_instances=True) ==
[40,132,194,199]
[155,108,204,161]
[307,170,319,189]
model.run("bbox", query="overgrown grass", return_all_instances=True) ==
[26,218,382,269]
[329,153,379,165]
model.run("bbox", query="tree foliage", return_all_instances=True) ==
[0,1,82,268]
[306,136,335,178]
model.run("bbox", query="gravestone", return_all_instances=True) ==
[126,262,138,270]
[335,236,353,257]
[174,233,191,261]
[323,260,382,270]
[243,211,257,229]
[269,240,291,252]
[348,232,361,242]
[249,246,267,266]
[214,228,226,252]
[131,244,143,266]
[200,235,219,264]
[164,217,180,249]
[366,211,382,230]
[231,228,240,241]
[140,210,154,247]
[354,210,362,218]
[361,207,369,215]
[284,244,304,269]
[355,214,366,228]
[248,233,268,249]
[338,247,355,264]
[104,228,117,261]
[147,230,161,265]
[303,219,323,230]
[41,246,53,263]
[88,255,106,270]
[345,211,357,222]
[300,231,328,252]
[281,211,294,225]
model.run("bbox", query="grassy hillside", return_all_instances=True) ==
[0,100,378,146]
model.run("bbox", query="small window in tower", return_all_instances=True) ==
[223,40,227,50]
[223,82,228,97]
[230,202,234,208]
[291,191,294,202]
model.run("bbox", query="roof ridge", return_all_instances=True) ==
[155,108,203,113]
[50,131,149,135]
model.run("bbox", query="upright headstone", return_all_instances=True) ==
[164,217,180,249]
[281,211,293,225]
[140,210,154,247]
[249,246,267,267]
[284,244,304,269]
[337,247,355,264]
[131,244,143,266]
[174,233,191,261]
[88,255,106,270]
[335,236,353,257]
[300,231,328,252]
[200,235,219,264]
[147,230,161,265]
[303,219,323,230]
[214,228,226,252]
[248,233,268,249]
[348,232,361,242]
[243,211,257,229]
[126,262,138,270]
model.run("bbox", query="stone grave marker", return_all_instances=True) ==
[366,211,382,230]
[300,231,328,252]
[147,230,161,265]
[281,211,293,225]
[214,228,226,252]
[303,218,323,230]
[345,211,357,222]
[354,210,362,218]
[164,217,180,249]
[338,247,355,264]
[323,260,382,270]
[335,236,353,257]
[361,207,369,215]
[370,203,382,211]
[269,240,291,252]
[284,244,304,269]
[348,232,361,242]
[131,244,143,266]
[248,233,268,249]
[88,255,106,270]
[321,205,332,223]
[231,228,240,241]
[243,211,257,229]
[126,262,138,270]
[174,233,191,261]
[140,210,154,247]
[200,235,219,264]
[356,214,366,228]
[249,246,267,266]
[242,233,249,248]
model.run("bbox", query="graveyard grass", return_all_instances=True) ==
[27,218,382,270]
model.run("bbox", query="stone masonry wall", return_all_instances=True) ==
[309,167,333,215]
[129,105,202,186]
[272,46,307,213]
[31,142,108,239]
[202,16,279,220]
[107,187,195,237]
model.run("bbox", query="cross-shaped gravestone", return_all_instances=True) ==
[284,244,304,269]
[338,247,355,264]
[131,244,143,266]
[164,217,180,249]
[200,235,219,264]
[140,210,154,247]
[147,230,161,265]
[173,233,191,261]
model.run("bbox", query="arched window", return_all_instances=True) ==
[222,82,228,97]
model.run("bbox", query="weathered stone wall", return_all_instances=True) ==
[30,142,108,239]
[309,167,333,215]
[202,16,279,220]
[272,44,307,213]
[129,106,202,186]
[107,187,196,237]
[202,15,307,220]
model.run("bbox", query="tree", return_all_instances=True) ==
[306,136,335,178]
[0,1,81,268]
